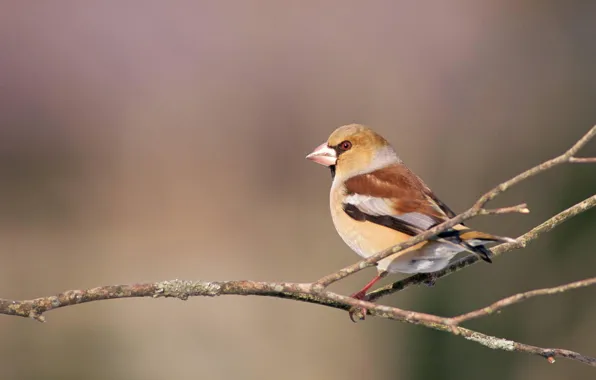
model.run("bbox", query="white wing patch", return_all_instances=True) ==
[344,193,439,230]
[344,194,394,215]
[395,212,440,230]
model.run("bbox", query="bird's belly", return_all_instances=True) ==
[330,204,401,258]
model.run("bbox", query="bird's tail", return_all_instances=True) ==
[438,227,515,263]
[458,230,515,263]
[458,230,515,244]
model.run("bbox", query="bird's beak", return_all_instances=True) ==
[306,142,337,166]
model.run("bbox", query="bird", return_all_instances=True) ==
[306,124,513,319]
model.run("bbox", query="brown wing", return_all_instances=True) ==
[343,163,450,227]
[343,164,498,263]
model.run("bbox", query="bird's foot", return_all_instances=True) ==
[422,277,436,287]
[348,290,368,322]
[347,272,388,322]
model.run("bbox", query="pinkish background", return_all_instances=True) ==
[1,2,595,379]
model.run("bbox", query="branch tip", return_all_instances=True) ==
[30,312,45,322]
[569,157,596,163]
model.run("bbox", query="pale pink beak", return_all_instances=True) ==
[306,142,337,166]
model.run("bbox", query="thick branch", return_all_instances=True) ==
[1,277,594,366]
[2,196,592,322]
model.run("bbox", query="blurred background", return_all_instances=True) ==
[1,1,595,379]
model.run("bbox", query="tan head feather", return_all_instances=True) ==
[326,124,399,180]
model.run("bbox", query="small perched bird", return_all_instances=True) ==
[306,124,513,316]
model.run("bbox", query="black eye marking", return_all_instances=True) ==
[331,140,353,158]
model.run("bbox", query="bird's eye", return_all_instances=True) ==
[339,140,352,151]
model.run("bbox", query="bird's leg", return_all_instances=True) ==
[348,271,388,322]
[350,272,387,300]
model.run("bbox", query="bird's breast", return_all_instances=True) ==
[329,184,412,259]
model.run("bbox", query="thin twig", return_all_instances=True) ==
[569,157,596,163]
[447,277,596,325]
[480,203,530,215]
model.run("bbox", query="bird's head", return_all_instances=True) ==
[306,124,400,181]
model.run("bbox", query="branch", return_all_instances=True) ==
[313,125,596,290]
[1,125,595,368]
[1,277,595,366]
[447,277,596,325]
[569,157,596,163]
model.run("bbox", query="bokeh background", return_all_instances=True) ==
[1,2,595,379]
